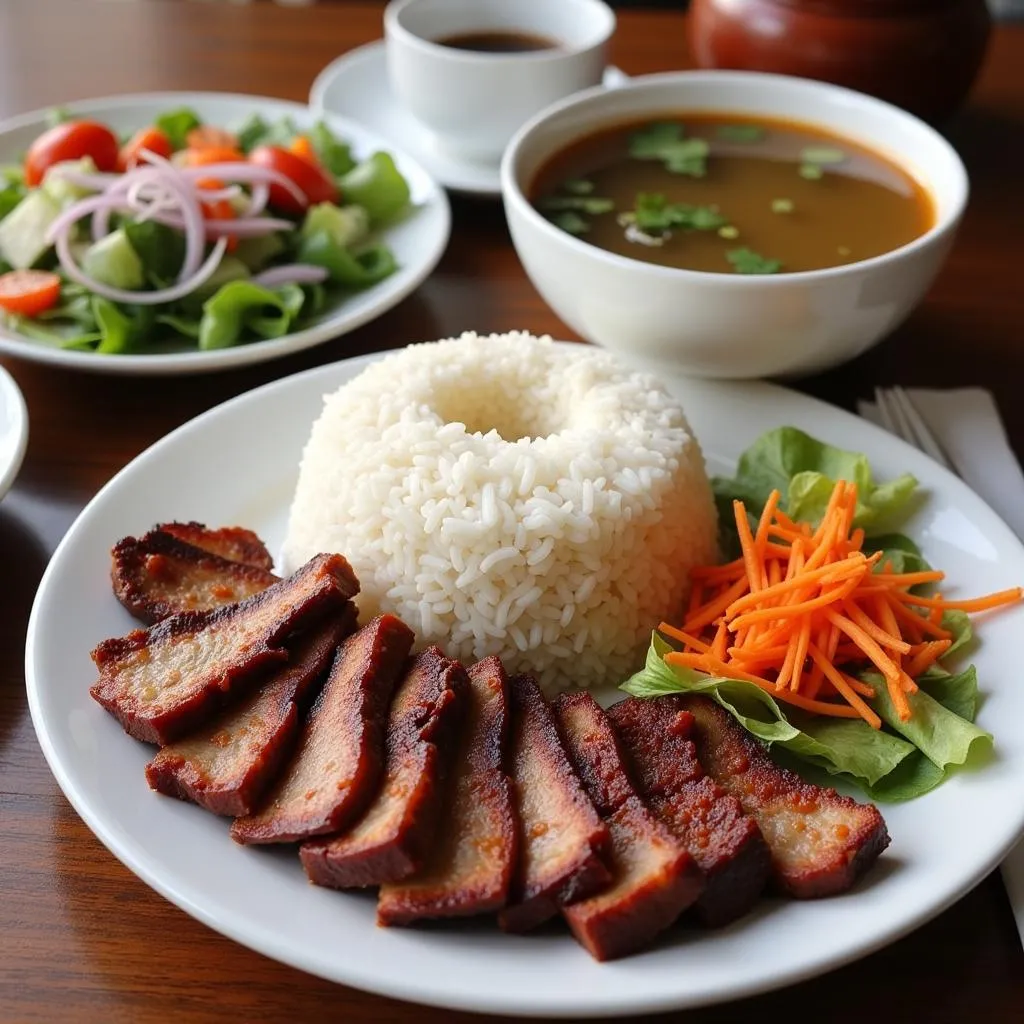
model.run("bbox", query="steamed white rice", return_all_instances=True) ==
[282,332,718,694]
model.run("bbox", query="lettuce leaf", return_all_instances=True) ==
[713,426,918,554]
[621,634,990,801]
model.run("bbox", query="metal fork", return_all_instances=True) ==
[872,386,954,469]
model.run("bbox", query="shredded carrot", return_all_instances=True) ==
[658,477,1021,726]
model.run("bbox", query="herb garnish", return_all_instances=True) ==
[718,225,740,239]
[771,198,794,214]
[715,124,766,143]
[548,210,590,235]
[540,195,615,215]
[798,145,845,181]
[726,248,783,275]
[629,123,709,177]
[561,178,595,195]
[633,193,726,233]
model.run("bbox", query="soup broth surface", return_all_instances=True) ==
[530,114,934,274]
[436,30,556,53]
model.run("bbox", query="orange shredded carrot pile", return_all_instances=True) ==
[661,480,1022,728]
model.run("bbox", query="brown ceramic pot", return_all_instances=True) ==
[688,0,991,122]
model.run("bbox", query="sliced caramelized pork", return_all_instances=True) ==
[497,675,611,934]
[90,553,359,745]
[111,529,278,625]
[376,656,517,926]
[156,521,274,570]
[554,692,702,962]
[300,648,466,890]
[607,696,771,926]
[231,614,414,844]
[678,695,890,898]
[145,609,354,816]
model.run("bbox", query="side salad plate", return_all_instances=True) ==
[0,92,450,374]
[0,362,28,500]
[26,349,1024,1017]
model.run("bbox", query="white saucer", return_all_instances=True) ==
[310,40,627,198]
[0,363,27,501]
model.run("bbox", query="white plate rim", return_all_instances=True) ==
[0,361,28,499]
[24,348,1024,1016]
[0,91,451,375]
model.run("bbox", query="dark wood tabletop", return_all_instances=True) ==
[2,2,1023,1021]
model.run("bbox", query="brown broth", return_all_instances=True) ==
[530,113,935,274]
[436,30,557,53]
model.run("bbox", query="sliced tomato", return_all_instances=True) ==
[24,120,120,186]
[185,125,238,152]
[196,178,238,253]
[179,145,246,168]
[117,126,173,171]
[0,270,62,317]
[249,144,339,216]
[288,135,317,164]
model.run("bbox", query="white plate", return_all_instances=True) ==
[0,362,28,499]
[310,41,628,197]
[0,92,450,375]
[26,349,1024,1016]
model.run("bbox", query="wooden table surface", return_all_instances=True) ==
[2,2,1023,1021]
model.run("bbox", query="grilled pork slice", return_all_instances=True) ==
[90,553,359,745]
[679,695,890,898]
[497,675,610,933]
[607,696,771,926]
[144,609,354,816]
[156,522,274,570]
[300,647,467,890]
[554,692,702,962]
[111,529,279,625]
[376,656,517,926]
[230,614,414,845]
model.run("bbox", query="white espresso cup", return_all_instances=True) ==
[384,0,616,163]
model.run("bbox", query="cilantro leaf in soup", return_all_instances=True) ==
[799,163,825,180]
[629,122,709,177]
[726,247,782,275]
[561,178,595,195]
[548,210,590,235]
[771,198,794,214]
[540,195,615,216]
[715,124,766,143]
[155,108,202,150]
[632,193,727,234]
[801,146,846,166]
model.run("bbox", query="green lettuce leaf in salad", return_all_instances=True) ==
[197,280,306,350]
[297,232,397,287]
[309,122,356,177]
[123,220,186,286]
[713,426,918,554]
[339,153,411,225]
[0,183,23,220]
[154,107,202,149]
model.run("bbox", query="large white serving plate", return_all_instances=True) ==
[0,362,28,499]
[25,347,1024,1016]
[0,93,450,374]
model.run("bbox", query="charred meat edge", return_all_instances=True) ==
[554,692,703,962]
[375,655,517,925]
[111,529,279,625]
[607,696,771,927]
[678,694,890,898]
[156,521,274,570]
[144,607,355,816]
[230,614,415,844]
[497,674,611,934]
[90,553,359,745]
[300,647,467,892]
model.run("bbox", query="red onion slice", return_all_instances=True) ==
[178,164,306,206]
[53,230,230,306]
[252,264,330,288]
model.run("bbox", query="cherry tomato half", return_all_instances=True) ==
[0,270,62,318]
[249,144,339,216]
[117,126,173,172]
[24,120,120,186]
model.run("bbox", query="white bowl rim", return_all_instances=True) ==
[501,69,970,286]
[384,0,617,65]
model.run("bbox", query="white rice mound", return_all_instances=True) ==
[282,332,718,694]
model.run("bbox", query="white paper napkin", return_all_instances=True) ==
[858,387,1024,946]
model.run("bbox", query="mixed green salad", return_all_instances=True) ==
[623,427,1004,802]
[0,106,412,354]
